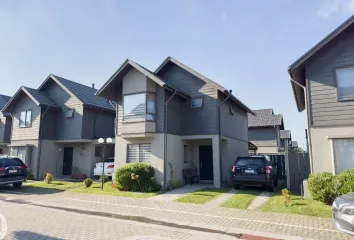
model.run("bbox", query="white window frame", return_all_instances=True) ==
[330,137,354,174]
[191,97,203,108]
[65,108,75,118]
[123,92,156,121]
[19,110,32,128]
[336,67,354,100]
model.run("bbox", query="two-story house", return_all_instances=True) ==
[2,74,115,178]
[289,14,354,175]
[0,94,12,154]
[97,57,253,188]
[248,109,285,154]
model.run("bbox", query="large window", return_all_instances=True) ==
[333,139,354,174]
[127,144,151,163]
[336,68,354,99]
[20,110,32,128]
[123,93,155,121]
[10,146,27,164]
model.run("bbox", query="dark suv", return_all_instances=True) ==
[232,155,278,192]
[0,156,27,188]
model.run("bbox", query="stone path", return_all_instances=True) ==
[247,191,273,210]
[206,189,239,206]
[148,184,211,202]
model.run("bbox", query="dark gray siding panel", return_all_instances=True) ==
[82,107,115,139]
[4,117,11,143]
[41,109,57,140]
[159,64,218,135]
[43,82,83,139]
[307,31,354,126]
[249,127,276,143]
[156,86,165,133]
[219,94,248,142]
[166,91,182,135]
[0,114,6,143]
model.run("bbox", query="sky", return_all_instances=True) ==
[1,0,354,148]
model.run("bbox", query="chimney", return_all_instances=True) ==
[92,83,95,89]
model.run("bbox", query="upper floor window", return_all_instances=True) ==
[336,68,354,99]
[191,97,203,108]
[65,108,74,118]
[19,110,32,128]
[123,93,155,121]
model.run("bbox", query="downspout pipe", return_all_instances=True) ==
[36,106,50,179]
[164,89,177,187]
[218,89,232,187]
[289,76,314,174]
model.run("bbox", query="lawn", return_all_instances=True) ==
[262,194,332,218]
[175,187,231,204]
[71,182,163,198]
[220,190,260,209]
[28,181,83,191]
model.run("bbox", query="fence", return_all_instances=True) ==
[287,150,310,193]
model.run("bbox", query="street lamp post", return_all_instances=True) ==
[98,137,113,191]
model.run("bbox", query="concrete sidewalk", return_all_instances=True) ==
[149,184,210,202]
[0,190,346,240]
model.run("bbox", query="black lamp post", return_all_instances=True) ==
[98,137,113,191]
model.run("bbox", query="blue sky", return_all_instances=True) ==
[1,0,354,147]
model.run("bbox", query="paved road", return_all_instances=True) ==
[0,200,235,240]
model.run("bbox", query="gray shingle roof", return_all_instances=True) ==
[248,109,283,127]
[291,141,298,147]
[279,130,291,139]
[52,75,115,112]
[23,87,59,108]
[0,95,11,110]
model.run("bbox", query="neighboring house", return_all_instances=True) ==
[0,94,12,154]
[248,109,285,154]
[97,57,254,188]
[288,14,354,175]
[2,74,115,178]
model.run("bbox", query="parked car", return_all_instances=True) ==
[0,156,27,188]
[231,155,278,192]
[93,157,114,178]
[333,193,354,235]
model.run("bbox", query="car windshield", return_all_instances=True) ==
[0,158,24,167]
[235,157,266,167]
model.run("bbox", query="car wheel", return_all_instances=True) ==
[13,182,22,188]
[233,184,240,190]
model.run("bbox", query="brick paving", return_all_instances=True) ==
[0,186,353,240]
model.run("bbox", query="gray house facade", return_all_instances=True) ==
[248,109,285,154]
[289,14,354,175]
[97,57,253,188]
[0,94,12,154]
[2,75,115,178]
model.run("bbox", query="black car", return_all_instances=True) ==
[231,155,278,192]
[0,156,27,188]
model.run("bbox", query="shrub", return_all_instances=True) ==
[44,173,53,184]
[281,188,292,207]
[337,169,354,195]
[99,175,110,183]
[84,178,93,188]
[115,162,161,192]
[308,172,338,205]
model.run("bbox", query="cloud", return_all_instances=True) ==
[317,0,354,18]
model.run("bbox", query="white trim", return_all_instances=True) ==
[327,135,354,139]
[329,139,336,175]
[55,139,93,143]
[180,135,216,140]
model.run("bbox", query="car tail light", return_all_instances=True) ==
[266,166,272,174]
[107,165,114,169]
[21,165,27,169]
[232,166,236,173]
[0,167,5,172]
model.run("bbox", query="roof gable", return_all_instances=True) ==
[0,95,11,110]
[279,130,291,139]
[39,74,115,112]
[155,56,254,115]
[248,108,283,128]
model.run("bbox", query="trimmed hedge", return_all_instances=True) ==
[115,162,161,192]
[308,169,354,205]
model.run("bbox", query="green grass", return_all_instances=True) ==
[28,181,83,191]
[175,188,231,204]
[71,182,163,198]
[262,194,332,218]
[220,190,261,209]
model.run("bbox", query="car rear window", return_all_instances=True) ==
[0,158,24,167]
[235,157,266,167]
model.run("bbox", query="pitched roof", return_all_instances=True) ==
[155,56,254,114]
[288,14,354,112]
[279,130,291,139]
[291,141,298,147]
[248,109,283,127]
[0,95,11,110]
[96,59,190,100]
[39,75,115,112]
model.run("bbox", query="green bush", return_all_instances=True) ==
[308,172,338,205]
[44,173,53,184]
[99,175,110,183]
[84,178,93,188]
[115,162,161,192]
[337,169,354,195]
